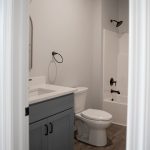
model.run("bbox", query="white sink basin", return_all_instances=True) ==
[29,88,55,97]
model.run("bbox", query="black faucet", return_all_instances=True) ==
[111,89,120,94]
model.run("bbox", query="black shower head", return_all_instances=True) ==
[110,20,123,27]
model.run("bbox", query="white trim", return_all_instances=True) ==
[12,0,29,150]
[0,1,4,149]
[0,0,29,150]
[127,0,150,150]
[0,0,13,150]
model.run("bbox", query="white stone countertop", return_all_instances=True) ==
[28,76,76,105]
[29,84,76,105]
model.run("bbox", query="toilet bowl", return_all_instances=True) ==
[74,87,112,146]
[75,109,112,146]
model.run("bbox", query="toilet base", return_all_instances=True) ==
[76,128,107,147]
[75,113,111,147]
[89,129,107,146]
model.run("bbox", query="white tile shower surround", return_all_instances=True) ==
[103,29,128,101]
[103,99,127,126]
[117,34,129,97]
[103,29,128,126]
[103,29,118,100]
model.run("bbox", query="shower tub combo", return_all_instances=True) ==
[103,28,128,127]
[103,95,127,126]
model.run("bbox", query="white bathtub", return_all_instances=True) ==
[103,97,127,126]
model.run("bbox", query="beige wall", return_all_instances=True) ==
[102,0,129,33]
[91,0,103,108]
[102,0,119,32]
[29,0,128,109]
[119,0,129,33]
[29,0,103,108]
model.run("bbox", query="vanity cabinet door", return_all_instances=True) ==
[47,109,74,150]
[30,118,48,150]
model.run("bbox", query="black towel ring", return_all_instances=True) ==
[52,51,63,63]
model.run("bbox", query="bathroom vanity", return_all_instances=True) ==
[29,77,76,150]
[29,94,74,150]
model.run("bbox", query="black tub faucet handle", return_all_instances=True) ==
[110,78,117,86]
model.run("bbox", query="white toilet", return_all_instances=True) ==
[74,87,112,147]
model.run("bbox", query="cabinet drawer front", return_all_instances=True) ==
[29,94,74,124]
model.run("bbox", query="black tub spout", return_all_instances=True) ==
[111,89,120,94]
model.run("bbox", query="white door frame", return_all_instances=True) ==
[0,0,29,150]
[1,0,150,150]
[127,0,150,150]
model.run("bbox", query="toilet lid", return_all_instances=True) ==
[81,109,112,121]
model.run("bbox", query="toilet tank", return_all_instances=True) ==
[74,87,88,113]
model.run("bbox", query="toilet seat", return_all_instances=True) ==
[81,109,112,121]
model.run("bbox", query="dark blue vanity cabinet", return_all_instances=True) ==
[29,94,74,150]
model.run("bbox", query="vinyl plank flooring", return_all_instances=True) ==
[74,124,126,150]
